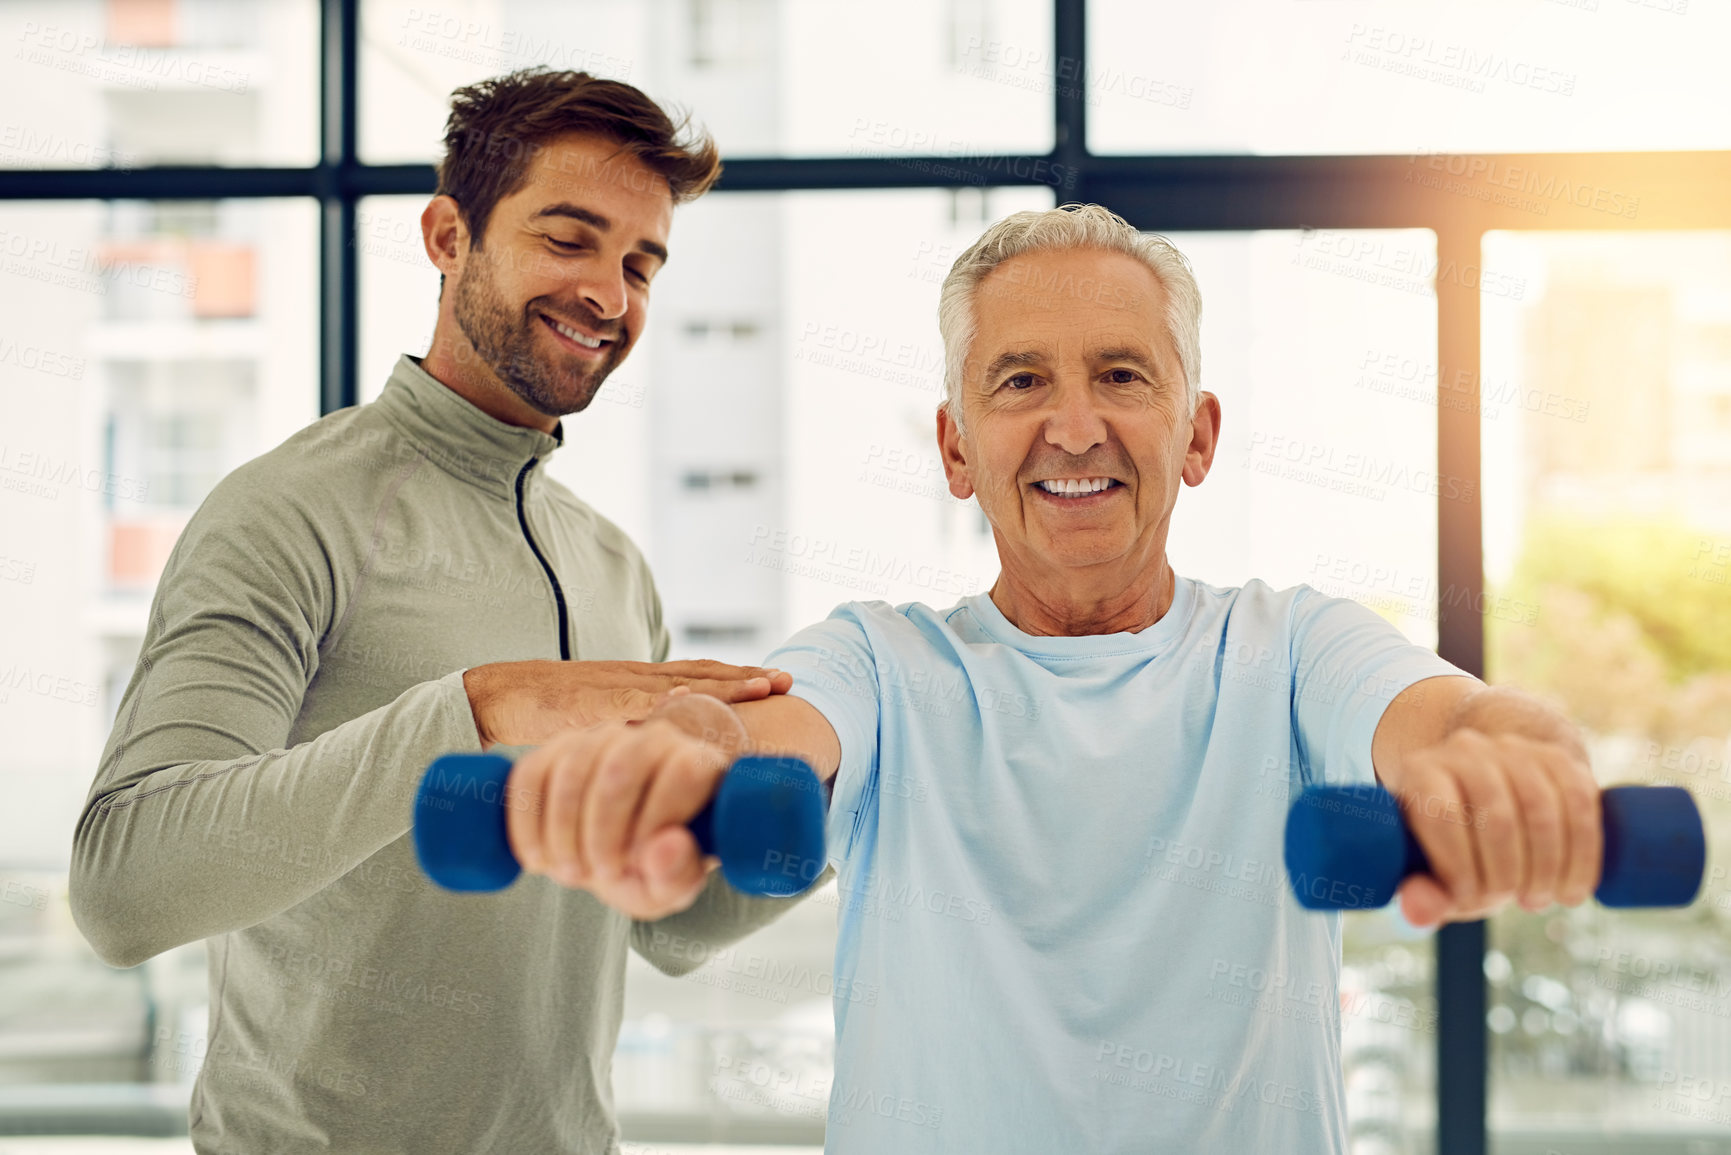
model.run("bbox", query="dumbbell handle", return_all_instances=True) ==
[1284,783,1705,912]
[413,752,827,897]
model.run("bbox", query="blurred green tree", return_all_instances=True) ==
[1489,517,1731,745]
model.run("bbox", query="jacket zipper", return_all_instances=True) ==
[514,459,571,660]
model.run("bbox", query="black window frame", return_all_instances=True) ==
[3,2,1729,1151]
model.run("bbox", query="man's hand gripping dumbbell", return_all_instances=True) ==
[417,690,825,916]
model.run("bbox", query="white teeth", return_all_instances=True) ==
[551,318,603,348]
[1038,478,1114,496]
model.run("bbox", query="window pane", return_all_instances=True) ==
[0,196,316,1126]
[0,0,319,168]
[1483,231,1731,1147]
[361,0,1052,164]
[1089,0,1731,155]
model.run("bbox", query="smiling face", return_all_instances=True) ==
[938,246,1220,630]
[426,132,673,424]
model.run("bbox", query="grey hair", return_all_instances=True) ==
[936,203,1202,431]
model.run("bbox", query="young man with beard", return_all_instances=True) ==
[71,69,815,1153]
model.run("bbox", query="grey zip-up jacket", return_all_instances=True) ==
[71,354,816,1153]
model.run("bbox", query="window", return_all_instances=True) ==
[0,0,319,168]
[1088,0,1731,156]
[359,0,1053,163]
[0,195,315,1136]
[3,1,1728,1151]
[1482,230,1731,1143]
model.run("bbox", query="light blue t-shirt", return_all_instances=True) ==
[765,575,1464,1154]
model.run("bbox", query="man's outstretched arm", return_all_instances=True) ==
[72,474,796,969]
[503,690,842,920]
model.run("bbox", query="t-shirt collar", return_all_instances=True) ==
[964,571,1196,658]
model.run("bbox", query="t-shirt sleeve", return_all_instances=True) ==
[1290,586,1467,789]
[763,605,881,870]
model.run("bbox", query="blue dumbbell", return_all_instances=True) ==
[413,752,827,897]
[1284,782,1705,912]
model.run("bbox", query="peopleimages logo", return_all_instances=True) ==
[845,119,1077,191]
[395,9,634,77]
[1342,25,1577,97]
[0,226,198,300]
[1243,430,1477,503]
[954,36,1194,111]
[0,123,134,169]
[15,22,251,92]
[1286,872,1377,910]
[644,930,880,1005]
[0,336,85,380]
[829,1084,944,1130]
[1,879,49,911]
[1406,152,1640,221]
[0,663,99,708]
[1092,1040,1327,1116]
[743,525,982,599]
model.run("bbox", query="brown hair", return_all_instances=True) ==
[435,67,721,244]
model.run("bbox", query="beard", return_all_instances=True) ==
[451,250,628,418]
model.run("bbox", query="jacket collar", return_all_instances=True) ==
[371,354,563,498]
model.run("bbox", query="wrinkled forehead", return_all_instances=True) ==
[968,250,1177,376]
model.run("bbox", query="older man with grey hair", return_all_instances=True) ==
[498,204,1602,1152]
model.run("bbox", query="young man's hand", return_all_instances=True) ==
[462,659,789,749]
[500,691,749,920]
